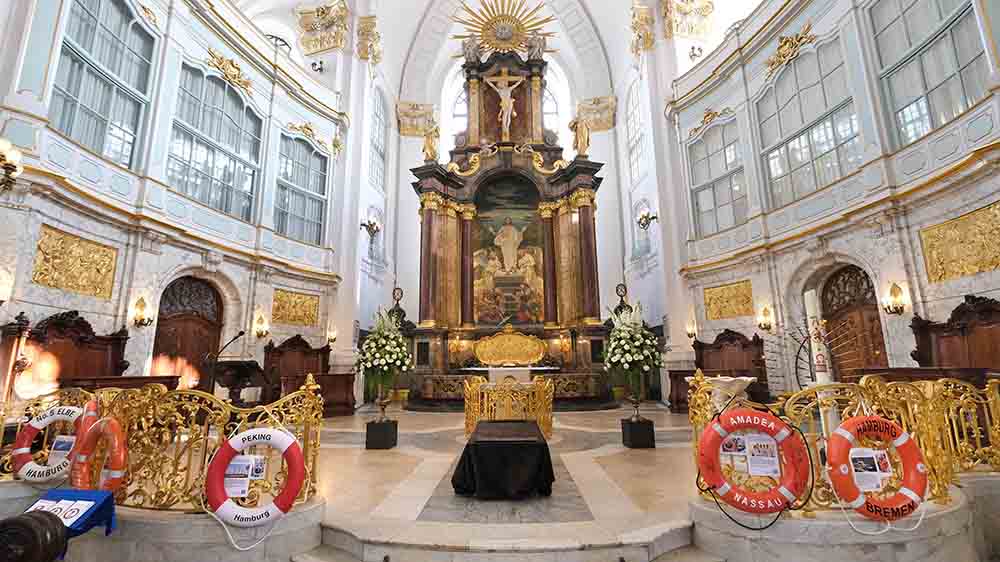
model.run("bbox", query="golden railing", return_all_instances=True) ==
[1,376,324,512]
[687,370,1000,513]
[463,375,554,438]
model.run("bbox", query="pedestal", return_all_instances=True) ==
[366,420,398,450]
[686,375,757,413]
[621,418,655,449]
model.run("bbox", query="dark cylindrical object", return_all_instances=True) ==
[0,511,68,562]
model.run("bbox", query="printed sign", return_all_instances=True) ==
[25,499,56,513]
[48,435,76,463]
[46,500,76,518]
[746,434,781,478]
[58,501,95,527]
[850,447,893,492]
[248,455,266,480]
[224,457,252,498]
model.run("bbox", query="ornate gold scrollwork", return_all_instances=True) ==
[31,225,118,300]
[272,289,320,327]
[447,144,499,177]
[296,1,350,56]
[920,199,1000,283]
[703,279,753,320]
[631,3,656,56]
[514,144,569,175]
[689,107,733,138]
[287,122,330,152]
[463,375,554,438]
[765,22,817,79]
[474,324,546,367]
[357,16,383,65]
[207,49,252,95]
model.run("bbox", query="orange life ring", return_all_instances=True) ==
[697,408,811,514]
[827,416,927,521]
[69,416,128,492]
[11,401,98,482]
[205,428,306,528]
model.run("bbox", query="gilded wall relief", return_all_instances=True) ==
[296,1,350,56]
[474,176,544,325]
[576,96,617,132]
[397,102,435,137]
[207,49,252,95]
[357,16,382,64]
[662,0,715,39]
[31,225,118,300]
[765,22,816,79]
[631,3,655,56]
[704,280,753,320]
[920,200,1000,283]
[272,289,320,326]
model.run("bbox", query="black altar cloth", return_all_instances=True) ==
[451,421,555,499]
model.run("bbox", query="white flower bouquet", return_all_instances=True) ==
[604,302,663,419]
[356,309,413,420]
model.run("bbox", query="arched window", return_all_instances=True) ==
[626,81,646,185]
[276,136,329,245]
[689,120,746,237]
[369,89,388,193]
[167,63,263,220]
[757,39,860,208]
[542,87,559,132]
[49,0,154,167]
[872,1,985,145]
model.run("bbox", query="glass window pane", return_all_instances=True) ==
[697,188,715,211]
[810,119,837,155]
[733,196,748,225]
[897,98,932,143]
[823,66,848,107]
[839,136,864,172]
[760,115,780,148]
[889,59,925,110]
[705,126,723,153]
[757,89,777,119]
[904,0,938,47]
[871,0,900,34]
[768,147,789,178]
[717,204,735,230]
[709,149,726,177]
[690,140,707,161]
[788,134,812,168]
[772,176,793,207]
[833,103,859,143]
[715,178,732,204]
[725,143,740,169]
[792,164,817,198]
[796,52,821,86]
[800,83,826,123]
[961,55,988,107]
[815,150,841,187]
[692,159,710,186]
[776,72,797,106]
[954,11,985,67]
[700,211,717,236]
[921,34,958,89]
[780,98,803,138]
[877,19,909,68]
[819,40,844,74]
[928,75,966,125]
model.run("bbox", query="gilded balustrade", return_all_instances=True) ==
[685,370,1000,512]
[463,375,554,438]
[1,376,323,512]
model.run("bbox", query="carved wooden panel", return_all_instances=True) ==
[31,225,117,300]
[272,289,320,327]
[911,295,1000,369]
[703,280,753,320]
[158,277,221,322]
[821,265,876,318]
[920,199,1000,283]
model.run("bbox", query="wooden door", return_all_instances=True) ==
[151,277,223,390]
[822,266,888,377]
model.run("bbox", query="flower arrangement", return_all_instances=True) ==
[356,309,413,420]
[604,302,662,420]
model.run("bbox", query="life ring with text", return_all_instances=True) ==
[69,416,128,491]
[698,408,811,514]
[11,401,97,482]
[827,416,927,521]
[205,428,305,528]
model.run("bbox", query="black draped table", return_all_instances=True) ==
[451,421,555,499]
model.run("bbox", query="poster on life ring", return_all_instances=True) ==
[849,447,893,492]
[746,434,781,478]
[224,457,252,498]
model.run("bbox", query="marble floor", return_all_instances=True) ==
[314,404,700,549]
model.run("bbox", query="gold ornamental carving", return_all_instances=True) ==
[287,122,329,152]
[451,0,556,58]
[576,96,617,132]
[397,102,436,137]
[689,107,733,138]
[139,4,159,29]
[272,289,320,327]
[207,49,252,95]
[663,0,714,39]
[419,191,446,211]
[920,200,1000,283]
[538,201,561,218]
[474,324,546,367]
[704,280,753,320]
[455,203,477,220]
[765,22,816,79]
[296,1,350,56]
[447,144,499,177]
[569,188,597,209]
[631,3,656,56]
[31,225,117,300]
[514,144,568,175]
[357,16,383,65]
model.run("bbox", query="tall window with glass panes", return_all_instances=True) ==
[626,81,646,185]
[167,64,263,221]
[689,121,746,237]
[50,0,154,168]
[275,136,329,245]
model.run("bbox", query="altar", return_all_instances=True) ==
[462,367,558,383]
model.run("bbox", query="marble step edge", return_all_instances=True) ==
[319,520,692,561]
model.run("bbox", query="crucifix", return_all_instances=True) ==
[485,68,526,142]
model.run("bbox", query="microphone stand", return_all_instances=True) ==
[204,330,246,395]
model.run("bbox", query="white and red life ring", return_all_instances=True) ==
[697,407,811,514]
[69,416,129,492]
[205,428,306,528]
[11,401,99,482]
[827,416,928,521]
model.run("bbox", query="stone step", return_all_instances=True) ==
[652,546,724,562]
[293,545,361,562]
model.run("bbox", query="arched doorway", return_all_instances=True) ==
[151,277,223,390]
[821,265,888,374]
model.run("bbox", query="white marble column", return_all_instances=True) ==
[803,289,833,385]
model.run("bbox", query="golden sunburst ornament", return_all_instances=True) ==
[452,0,556,56]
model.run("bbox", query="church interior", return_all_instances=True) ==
[1,0,1000,560]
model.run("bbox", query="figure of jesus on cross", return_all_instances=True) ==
[485,68,525,142]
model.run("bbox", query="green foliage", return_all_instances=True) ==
[603,302,663,395]
[356,309,413,398]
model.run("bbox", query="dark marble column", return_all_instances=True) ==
[459,204,476,328]
[418,193,442,327]
[539,202,559,327]
[574,189,600,323]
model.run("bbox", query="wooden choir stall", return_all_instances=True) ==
[267,335,355,416]
[668,329,768,413]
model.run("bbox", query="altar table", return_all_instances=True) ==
[451,421,555,499]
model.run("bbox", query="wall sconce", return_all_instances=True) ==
[689,46,704,61]
[0,138,25,193]
[328,329,338,345]
[757,305,774,332]
[254,313,270,339]
[360,219,381,240]
[311,60,324,73]
[637,211,659,231]
[686,324,697,339]
[132,297,155,328]
[882,283,906,315]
